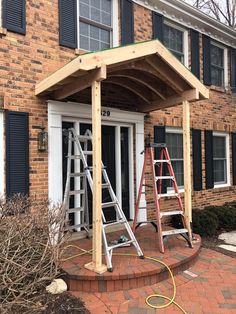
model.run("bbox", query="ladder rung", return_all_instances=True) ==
[103,219,126,228]
[162,228,188,236]
[154,160,170,163]
[84,151,93,155]
[69,155,82,159]
[70,172,86,177]
[67,207,84,214]
[69,189,85,196]
[108,240,134,250]
[159,192,179,198]
[102,183,110,188]
[160,210,183,217]
[156,176,174,180]
[102,201,118,208]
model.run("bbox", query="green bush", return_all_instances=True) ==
[192,209,219,237]
[205,205,236,231]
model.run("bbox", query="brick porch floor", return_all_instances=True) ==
[72,248,236,314]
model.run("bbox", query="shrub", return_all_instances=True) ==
[205,205,236,231]
[0,195,67,314]
[192,209,219,237]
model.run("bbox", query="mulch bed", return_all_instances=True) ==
[201,231,236,259]
[9,292,90,314]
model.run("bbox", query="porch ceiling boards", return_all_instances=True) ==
[35,40,209,112]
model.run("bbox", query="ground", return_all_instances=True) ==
[74,248,236,314]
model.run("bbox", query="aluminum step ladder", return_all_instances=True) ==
[133,140,193,253]
[63,128,144,271]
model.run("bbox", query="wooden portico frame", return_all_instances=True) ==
[36,40,209,274]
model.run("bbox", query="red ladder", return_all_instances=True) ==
[133,142,193,253]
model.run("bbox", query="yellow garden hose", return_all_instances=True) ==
[60,245,187,313]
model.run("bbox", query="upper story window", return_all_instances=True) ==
[166,129,184,188]
[211,44,225,87]
[163,23,188,67]
[79,0,113,51]
[213,133,230,186]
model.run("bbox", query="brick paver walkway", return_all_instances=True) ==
[73,248,236,314]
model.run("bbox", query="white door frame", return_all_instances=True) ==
[48,100,147,222]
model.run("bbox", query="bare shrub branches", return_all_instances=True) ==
[0,195,68,313]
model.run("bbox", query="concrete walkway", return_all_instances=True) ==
[74,248,236,314]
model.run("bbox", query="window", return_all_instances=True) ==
[166,130,184,188]
[163,23,188,66]
[79,0,114,51]
[211,44,225,87]
[213,133,230,186]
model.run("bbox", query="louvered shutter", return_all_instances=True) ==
[152,12,164,42]
[190,30,200,79]
[192,129,202,191]
[6,111,29,197]
[154,126,167,194]
[59,0,77,49]
[203,35,211,86]
[3,0,26,34]
[232,133,236,185]
[121,0,134,45]
[231,48,236,93]
[204,130,214,189]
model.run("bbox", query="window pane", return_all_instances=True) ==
[91,7,101,23]
[214,160,226,183]
[211,45,224,67]
[213,136,226,158]
[211,67,224,87]
[166,133,183,159]
[90,25,100,40]
[80,3,90,19]
[80,35,89,51]
[80,22,89,36]
[90,39,100,51]
[102,0,112,13]
[91,0,100,9]
[172,160,184,186]
[102,11,111,26]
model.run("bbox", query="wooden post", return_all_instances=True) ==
[183,100,192,226]
[84,80,106,274]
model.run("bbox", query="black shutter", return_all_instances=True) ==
[152,12,164,42]
[154,126,167,194]
[203,35,211,86]
[59,0,77,49]
[192,129,202,191]
[204,130,214,189]
[231,48,236,93]
[232,133,236,185]
[190,30,200,79]
[6,111,29,197]
[121,0,134,45]
[3,0,26,35]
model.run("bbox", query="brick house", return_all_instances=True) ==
[0,0,236,226]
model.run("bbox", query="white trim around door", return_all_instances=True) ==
[48,101,147,223]
[0,111,4,197]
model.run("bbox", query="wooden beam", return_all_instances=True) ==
[109,73,166,100]
[103,79,151,105]
[84,80,107,275]
[183,100,192,227]
[54,65,107,100]
[143,89,199,112]
[145,56,187,94]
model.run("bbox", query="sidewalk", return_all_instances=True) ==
[73,248,236,314]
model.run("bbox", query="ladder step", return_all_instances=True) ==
[84,151,93,155]
[102,183,110,188]
[156,176,174,180]
[160,210,183,217]
[162,228,188,236]
[102,201,118,208]
[103,219,126,228]
[67,207,84,214]
[69,155,82,159]
[154,160,170,163]
[108,240,134,250]
[69,189,85,196]
[159,192,179,198]
[70,172,86,177]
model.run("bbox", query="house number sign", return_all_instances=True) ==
[101,110,111,117]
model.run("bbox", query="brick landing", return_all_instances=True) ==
[73,248,236,314]
[61,225,201,292]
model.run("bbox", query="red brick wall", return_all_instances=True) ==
[0,0,235,213]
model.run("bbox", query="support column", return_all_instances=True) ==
[84,80,106,274]
[183,100,192,224]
